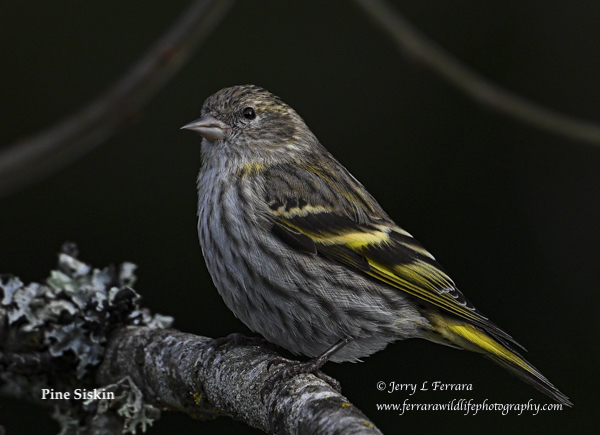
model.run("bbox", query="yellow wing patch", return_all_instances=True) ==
[314,230,390,248]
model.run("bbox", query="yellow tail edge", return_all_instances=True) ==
[428,314,572,407]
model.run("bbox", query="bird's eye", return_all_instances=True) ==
[243,107,256,120]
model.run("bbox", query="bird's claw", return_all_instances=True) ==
[205,333,277,352]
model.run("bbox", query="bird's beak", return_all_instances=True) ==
[181,114,231,140]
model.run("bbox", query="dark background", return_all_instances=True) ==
[0,1,597,433]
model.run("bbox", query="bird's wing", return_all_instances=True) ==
[263,163,515,343]
[264,163,575,406]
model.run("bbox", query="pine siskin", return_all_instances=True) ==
[182,84,571,406]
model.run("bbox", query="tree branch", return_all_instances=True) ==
[0,0,236,198]
[97,327,381,434]
[0,245,382,434]
[354,0,600,145]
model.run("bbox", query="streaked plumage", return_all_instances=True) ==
[182,84,571,406]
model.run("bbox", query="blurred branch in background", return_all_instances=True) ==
[0,0,235,198]
[2,0,599,200]
[354,0,600,146]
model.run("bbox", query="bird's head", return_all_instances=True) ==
[182,85,319,168]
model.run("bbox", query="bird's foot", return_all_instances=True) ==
[205,332,277,351]
[260,337,352,401]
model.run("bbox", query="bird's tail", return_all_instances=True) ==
[425,313,572,406]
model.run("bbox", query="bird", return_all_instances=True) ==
[181,84,571,406]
